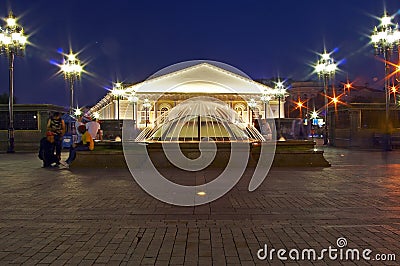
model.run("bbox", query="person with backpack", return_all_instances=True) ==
[38,131,60,168]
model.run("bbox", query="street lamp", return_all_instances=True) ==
[111,82,125,122]
[128,93,138,126]
[247,98,257,124]
[0,11,27,153]
[315,50,336,145]
[61,51,82,115]
[93,111,100,120]
[391,84,397,105]
[260,89,272,119]
[273,80,287,138]
[143,98,151,127]
[73,107,82,117]
[371,12,400,150]
[296,101,304,118]
[310,109,319,140]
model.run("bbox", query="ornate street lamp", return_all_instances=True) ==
[0,11,27,153]
[310,109,319,140]
[371,12,400,150]
[273,80,287,138]
[247,98,257,124]
[315,50,336,145]
[260,89,272,119]
[143,98,152,127]
[73,107,82,117]
[128,93,138,126]
[111,82,125,122]
[61,51,82,115]
[93,111,100,120]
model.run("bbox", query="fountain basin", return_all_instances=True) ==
[71,140,330,168]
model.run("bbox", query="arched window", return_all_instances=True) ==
[234,103,246,117]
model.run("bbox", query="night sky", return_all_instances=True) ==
[0,0,399,109]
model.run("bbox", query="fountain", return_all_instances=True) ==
[136,97,264,142]
[70,96,330,169]
[130,97,273,168]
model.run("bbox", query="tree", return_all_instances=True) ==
[0,93,16,104]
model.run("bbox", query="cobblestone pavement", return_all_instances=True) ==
[0,147,399,265]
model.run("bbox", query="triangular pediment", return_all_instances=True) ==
[126,62,272,94]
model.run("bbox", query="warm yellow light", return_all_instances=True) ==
[128,95,139,103]
[345,83,351,89]
[332,97,339,103]
[67,53,76,61]
[74,108,82,116]
[391,86,397,93]
[197,191,206,196]
[60,51,82,77]
[297,102,303,107]
[322,53,330,60]
[380,14,392,27]
[311,111,318,119]
[112,82,125,97]
[6,17,16,27]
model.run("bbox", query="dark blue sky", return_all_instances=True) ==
[0,0,399,108]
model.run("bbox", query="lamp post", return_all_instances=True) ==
[248,98,257,125]
[0,11,27,153]
[61,51,82,115]
[260,89,272,119]
[371,12,400,150]
[111,82,125,122]
[143,98,151,127]
[297,101,304,118]
[273,80,287,139]
[74,107,82,117]
[93,111,100,120]
[315,51,336,145]
[310,110,319,140]
[128,93,138,126]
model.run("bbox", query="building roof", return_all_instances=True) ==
[125,62,272,94]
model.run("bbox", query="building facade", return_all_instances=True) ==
[89,63,287,129]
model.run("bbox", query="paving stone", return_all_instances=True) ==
[0,148,399,265]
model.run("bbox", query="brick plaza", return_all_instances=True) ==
[0,147,399,265]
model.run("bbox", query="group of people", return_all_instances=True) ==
[38,112,101,168]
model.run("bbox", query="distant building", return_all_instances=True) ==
[0,104,65,151]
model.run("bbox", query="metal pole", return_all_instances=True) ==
[69,79,74,115]
[323,76,329,145]
[145,107,148,127]
[264,102,267,119]
[117,96,120,121]
[383,50,391,151]
[278,96,281,137]
[197,115,201,140]
[133,103,137,127]
[133,102,136,125]
[7,52,15,153]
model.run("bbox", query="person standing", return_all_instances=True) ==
[47,112,66,161]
